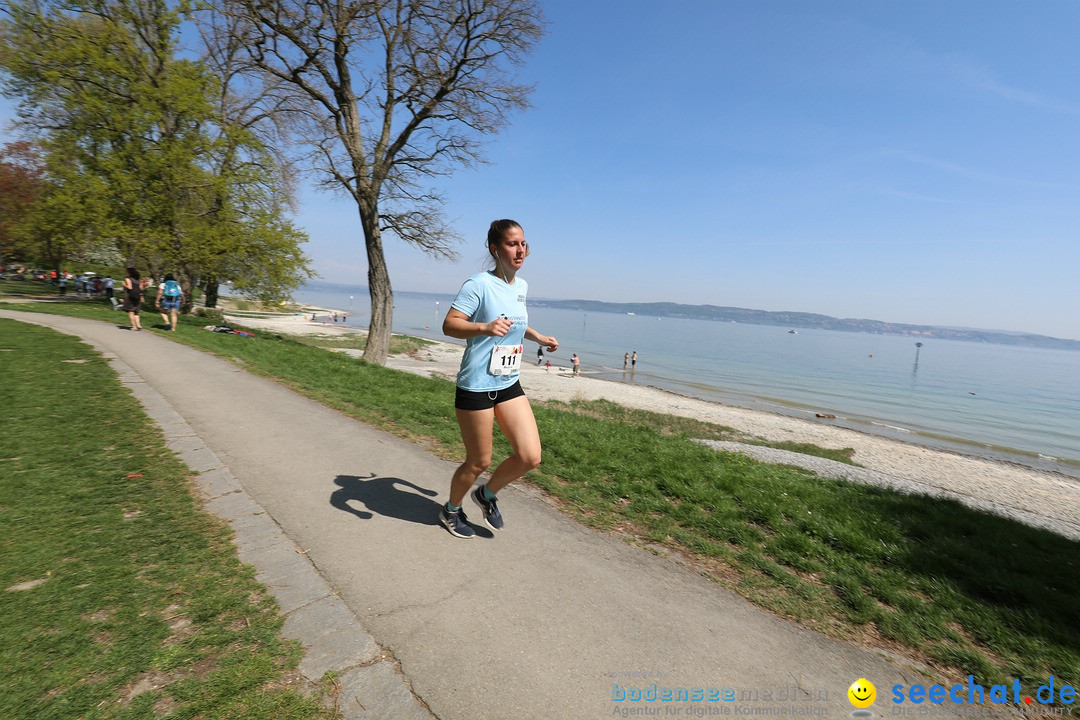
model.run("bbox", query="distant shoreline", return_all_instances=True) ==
[527,297,1080,351]
[296,281,1080,350]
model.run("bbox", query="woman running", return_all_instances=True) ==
[440,219,559,538]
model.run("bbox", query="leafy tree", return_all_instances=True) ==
[0,0,312,308]
[0,139,103,275]
[21,158,112,277]
[203,0,544,364]
[2,0,201,263]
[0,140,45,265]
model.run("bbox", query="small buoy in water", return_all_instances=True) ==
[816,413,837,419]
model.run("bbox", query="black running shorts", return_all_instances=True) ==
[455,380,526,411]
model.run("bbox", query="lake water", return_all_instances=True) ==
[292,282,1080,478]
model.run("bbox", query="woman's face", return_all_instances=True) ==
[492,226,527,271]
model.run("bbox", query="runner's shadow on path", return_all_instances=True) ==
[330,474,494,534]
[331,475,495,537]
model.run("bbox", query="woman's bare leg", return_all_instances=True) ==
[449,407,494,506]
[487,395,541,493]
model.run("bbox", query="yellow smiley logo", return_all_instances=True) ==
[848,678,876,709]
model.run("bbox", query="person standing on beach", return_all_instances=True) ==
[122,267,143,331]
[631,351,637,369]
[537,344,544,366]
[440,219,559,538]
[572,353,580,375]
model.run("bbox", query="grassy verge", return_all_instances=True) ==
[545,397,858,465]
[289,331,435,355]
[3,300,1078,699]
[0,277,65,297]
[0,319,334,719]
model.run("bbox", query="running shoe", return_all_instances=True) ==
[439,505,475,538]
[471,486,504,530]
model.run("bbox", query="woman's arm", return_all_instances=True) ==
[524,326,559,353]
[442,307,511,339]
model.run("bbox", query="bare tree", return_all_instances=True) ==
[205,0,544,364]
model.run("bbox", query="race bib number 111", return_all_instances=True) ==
[489,344,524,376]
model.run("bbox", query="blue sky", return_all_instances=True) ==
[4,1,1079,339]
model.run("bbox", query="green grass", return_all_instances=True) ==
[4,299,1079,702]
[0,319,334,719]
[0,278,65,297]
[543,398,858,465]
[290,331,435,355]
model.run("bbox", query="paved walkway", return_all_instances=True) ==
[2,310,929,719]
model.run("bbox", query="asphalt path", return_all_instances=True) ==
[1,310,928,719]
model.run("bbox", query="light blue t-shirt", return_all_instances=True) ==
[451,271,529,392]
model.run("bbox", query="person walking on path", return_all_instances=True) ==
[122,267,143,331]
[155,273,183,331]
[439,219,559,538]
[572,353,580,376]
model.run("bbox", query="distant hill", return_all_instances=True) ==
[303,282,1080,350]
[525,298,1080,351]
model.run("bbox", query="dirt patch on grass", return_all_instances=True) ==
[118,670,177,707]
[6,577,50,591]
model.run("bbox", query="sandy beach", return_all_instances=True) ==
[226,310,1080,541]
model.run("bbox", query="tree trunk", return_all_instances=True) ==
[203,278,219,308]
[180,281,194,314]
[177,265,193,315]
[360,203,392,365]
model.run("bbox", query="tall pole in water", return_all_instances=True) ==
[914,342,923,366]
